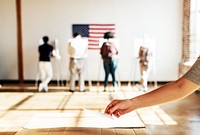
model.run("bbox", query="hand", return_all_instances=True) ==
[104,99,135,118]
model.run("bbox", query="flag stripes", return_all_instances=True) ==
[72,24,115,50]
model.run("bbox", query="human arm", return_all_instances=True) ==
[51,49,56,57]
[100,43,106,58]
[105,77,199,118]
[67,41,75,57]
[105,57,200,117]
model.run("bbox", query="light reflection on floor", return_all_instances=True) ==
[0,84,199,135]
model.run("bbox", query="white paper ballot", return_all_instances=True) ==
[23,112,145,129]
[83,108,114,120]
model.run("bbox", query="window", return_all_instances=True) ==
[190,0,200,61]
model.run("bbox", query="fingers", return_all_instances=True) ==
[105,99,131,117]
[104,100,118,114]
[113,108,132,118]
[105,99,135,118]
[113,110,123,118]
[104,103,112,114]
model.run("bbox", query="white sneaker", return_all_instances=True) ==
[113,86,119,91]
[38,83,44,92]
[44,85,48,92]
[143,86,148,92]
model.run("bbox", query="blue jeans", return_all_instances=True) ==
[103,60,118,87]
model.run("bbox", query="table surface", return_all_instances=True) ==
[16,111,148,135]
[16,127,148,135]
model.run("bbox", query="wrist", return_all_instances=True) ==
[130,97,143,110]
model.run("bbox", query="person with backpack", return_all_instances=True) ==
[100,32,119,92]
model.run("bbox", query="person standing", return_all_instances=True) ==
[138,34,153,91]
[38,36,55,92]
[67,33,88,92]
[100,32,119,92]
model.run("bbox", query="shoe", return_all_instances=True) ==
[80,89,89,92]
[44,85,48,92]
[103,87,108,92]
[69,89,75,92]
[38,83,44,92]
[143,86,148,92]
[113,86,118,91]
[137,84,145,91]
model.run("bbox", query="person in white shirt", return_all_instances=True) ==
[67,33,88,92]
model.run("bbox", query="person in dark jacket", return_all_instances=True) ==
[38,36,55,92]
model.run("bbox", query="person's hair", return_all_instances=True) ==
[103,32,114,39]
[42,36,49,43]
[73,33,81,38]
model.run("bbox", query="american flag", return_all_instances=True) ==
[72,24,115,50]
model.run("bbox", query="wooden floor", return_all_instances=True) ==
[0,83,199,135]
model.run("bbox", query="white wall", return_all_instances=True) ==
[0,0,182,82]
[0,0,18,79]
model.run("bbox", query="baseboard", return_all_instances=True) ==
[0,80,169,85]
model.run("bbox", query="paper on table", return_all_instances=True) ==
[23,111,145,129]
[82,108,114,120]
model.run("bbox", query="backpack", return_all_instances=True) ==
[100,42,118,59]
